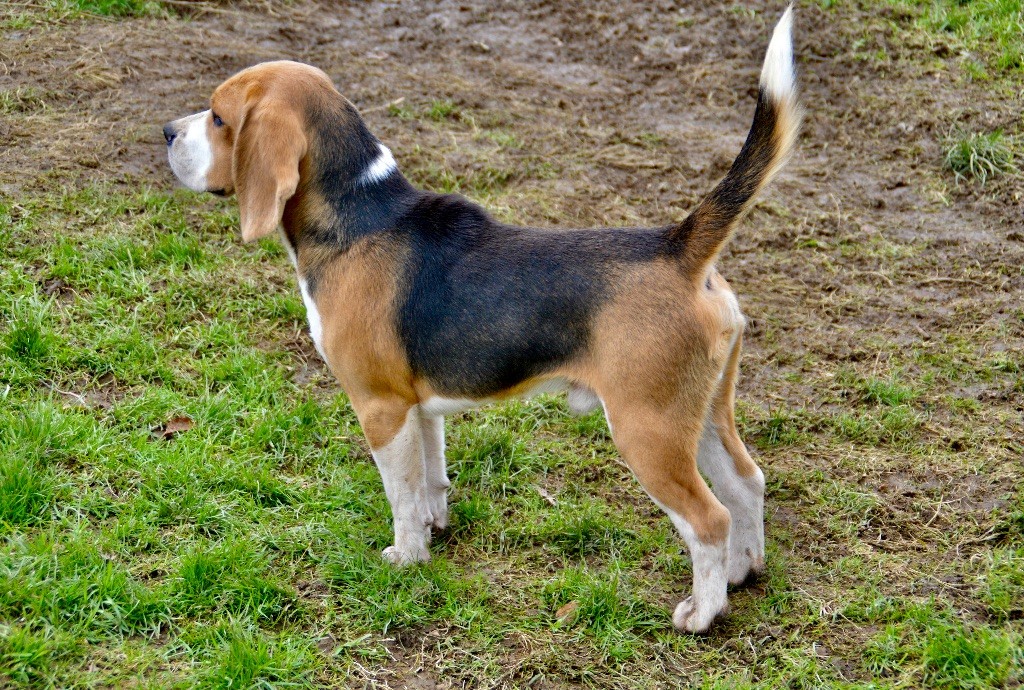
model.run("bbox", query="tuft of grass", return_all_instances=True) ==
[51,0,165,17]
[541,567,662,663]
[0,455,55,527]
[515,500,640,558]
[174,540,298,624]
[923,623,1018,689]
[921,0,1024,72]
[0,533,172,641]
[3,298,56,371]
[426,99,460,121]
[201,626,314,690]
[862,376,917,406]
[0,623,75,686]
[744,407,806,449]
[0,87,48,115]
[979,547,1024,621]
[324,544,488,633]
[943,129,1017,185]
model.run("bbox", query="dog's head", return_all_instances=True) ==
[164,60,381,243]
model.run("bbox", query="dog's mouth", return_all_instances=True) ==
[210,188,228,197]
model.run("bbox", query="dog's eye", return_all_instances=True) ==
[212,113,224,127]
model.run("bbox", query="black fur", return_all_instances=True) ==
[396,194,671,396]
[284,97,418,293]
[292,80,787,398]
[668,87,784,266]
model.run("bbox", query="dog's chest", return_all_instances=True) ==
[298,278,326,360]
[280,230,327,361]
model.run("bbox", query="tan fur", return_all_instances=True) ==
[575,261,741,545]
[202,62,348,242]
[311,238,418,447]
[182,59,777,633]
[711,331,761,480]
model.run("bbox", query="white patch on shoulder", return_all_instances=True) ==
[358,143,397,186]
[298,278,325,360]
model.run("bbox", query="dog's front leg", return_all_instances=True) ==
[419,410,450,530]
[357,402,434,565]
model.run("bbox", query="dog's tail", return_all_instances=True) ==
[670,6,800,275]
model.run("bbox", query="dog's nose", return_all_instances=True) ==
[163,123,177,146]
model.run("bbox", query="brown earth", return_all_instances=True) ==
[2,0,1022,687]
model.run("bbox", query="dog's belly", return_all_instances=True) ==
[420,377,572,416]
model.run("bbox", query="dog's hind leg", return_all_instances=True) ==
[419,410,450,530]
[605,402,731,633]
[698,332,766,585]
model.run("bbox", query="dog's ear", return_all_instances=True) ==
[233,101,307,243]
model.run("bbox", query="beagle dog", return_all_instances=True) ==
[164,8,800,632]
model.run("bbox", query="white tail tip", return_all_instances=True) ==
[760,5,795,101]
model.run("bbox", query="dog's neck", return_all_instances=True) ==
[281,103,419,286]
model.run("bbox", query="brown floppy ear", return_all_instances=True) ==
[233,101,307,243]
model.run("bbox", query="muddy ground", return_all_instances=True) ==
[1,0,1022,687]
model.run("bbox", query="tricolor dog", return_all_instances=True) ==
[164,7,800,632]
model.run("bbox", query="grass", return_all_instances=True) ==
[944,129,1018,185]
[1,1,1023,687]
[917,0,1024,73]
[1,180,1018,686]
[50,0,165,18]
[847,0,1024,75]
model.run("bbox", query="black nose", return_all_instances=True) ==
[163,124,177,146]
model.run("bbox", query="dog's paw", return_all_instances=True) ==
[382,544,430,566]
[728,549,765,586]
[427,488,449,531]
[672,596,730,634]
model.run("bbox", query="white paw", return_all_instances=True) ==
[673,596,729,633]
[426,484,449,530]
[727,545,765,585]
[382,544,430,566]
[430,498,449,531]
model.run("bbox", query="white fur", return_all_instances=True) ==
[359,143,397,185]
[419,411,449,530]
[420,396,482,416]
[373,407,434,565]
[568,385,601,415]
[167,110,213,192]
[279,228,298,268]
[651,497,730,633]
[298,278,325,361]
[600,399,613,436]
[697,424,765,584]
[760,6,795,102]
[277,232,325,363]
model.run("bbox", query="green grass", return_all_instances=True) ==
[2,1,1023,686]
[51,0,165,17]
[923,622,1018,689]
[918,0,1024,73]
[849,0,1024,75]
[944,129,1018,185]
